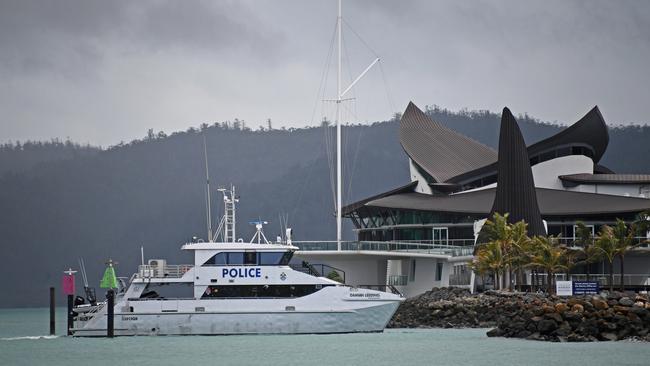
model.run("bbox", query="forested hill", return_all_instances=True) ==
[1,106,649,308]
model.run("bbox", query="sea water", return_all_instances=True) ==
[1,308,649,366]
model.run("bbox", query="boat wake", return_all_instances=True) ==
[1,335,59,341]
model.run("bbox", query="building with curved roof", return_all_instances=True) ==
[334,102,650,296]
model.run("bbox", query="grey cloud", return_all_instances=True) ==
[0,0,281,77]
[1,0,649,146]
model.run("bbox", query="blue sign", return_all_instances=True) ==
[221,267,261,278]
[572,281,599,295]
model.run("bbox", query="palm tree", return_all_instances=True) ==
[468,252,491,291]
[510,221,532,291]
[529,236,567,294]
[612,219,640,291]
[480,213,517,290]
[560,246,581,280]
[573,221,599,280]
[474,240,504,290]
[595,225,618,292]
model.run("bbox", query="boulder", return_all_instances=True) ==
[542,305,556,313]
[538,319,558,334]
[571,304,584,313]
[486,328,504,337]
[592,298,609,310]
[555,303,568,313]
[600,332,618,341]
[526,332,545,341]
[545,312,563,323]
[619,297,634,307]
[613,305,629,315]
[567,333,589,342]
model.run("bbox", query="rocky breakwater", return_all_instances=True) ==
[388,287,507,328]
[388,287,650,342]
[488,291,650,342]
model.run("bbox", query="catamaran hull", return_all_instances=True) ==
[71,301,400,336]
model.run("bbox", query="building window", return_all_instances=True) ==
[436,262,443,281]
[572,224,595,240]
[433,227,448,245]
[409,259,416,282]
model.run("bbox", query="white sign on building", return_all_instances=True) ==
[556,280,573,296]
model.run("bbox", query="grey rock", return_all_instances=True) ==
[538,319,558,334]
[600,332,618,341]
[619,297,634,307]
[486,328,504,337]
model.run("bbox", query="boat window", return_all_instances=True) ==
[139,282,193,299]
[244,251,257,265]
[213,253,227,265]
[201,284,331,299]
[280,251,293,265]
[258,252,284,265]
[227,252,244,265]
[204,251,294,266]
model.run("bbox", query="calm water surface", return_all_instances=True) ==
[1,308,649,366]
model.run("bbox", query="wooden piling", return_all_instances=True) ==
[49,287,55,335]
[106,289,114,338]
[67,294,74,336]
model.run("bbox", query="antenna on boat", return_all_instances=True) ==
[215,184,238,242]
[203,135,213,242]
[249,220,270,244]
[77,257,97,306]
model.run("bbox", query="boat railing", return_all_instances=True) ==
[137,264,194,279]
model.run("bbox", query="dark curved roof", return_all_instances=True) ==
[488,107,546,236]
[560,174,650,185]
[447,106,610,184]
[527,106,609,164]
[341,181,417,216]
[399,102,497,183]
[361,188,650,216]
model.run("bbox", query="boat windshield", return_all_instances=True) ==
[203,251,293,266]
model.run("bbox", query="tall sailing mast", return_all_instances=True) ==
[335,0,342,250]
[334,0,380,250]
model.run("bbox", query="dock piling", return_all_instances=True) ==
[106,289,115,338]
[49,287,55,335]
[66,294,73,336]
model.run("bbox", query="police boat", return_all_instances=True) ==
[70,189,403,336]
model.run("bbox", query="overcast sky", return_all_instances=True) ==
[1,0,649,146]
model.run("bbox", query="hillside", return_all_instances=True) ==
[1,107,649,307]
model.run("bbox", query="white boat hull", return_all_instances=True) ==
[72,287,402,336]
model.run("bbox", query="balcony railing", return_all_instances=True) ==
[449,271,472,286]
[293,240,475,257]
[137,264,193,279]
[387,275,408,286]
[554,236,650,248]
[533,273,650,287]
